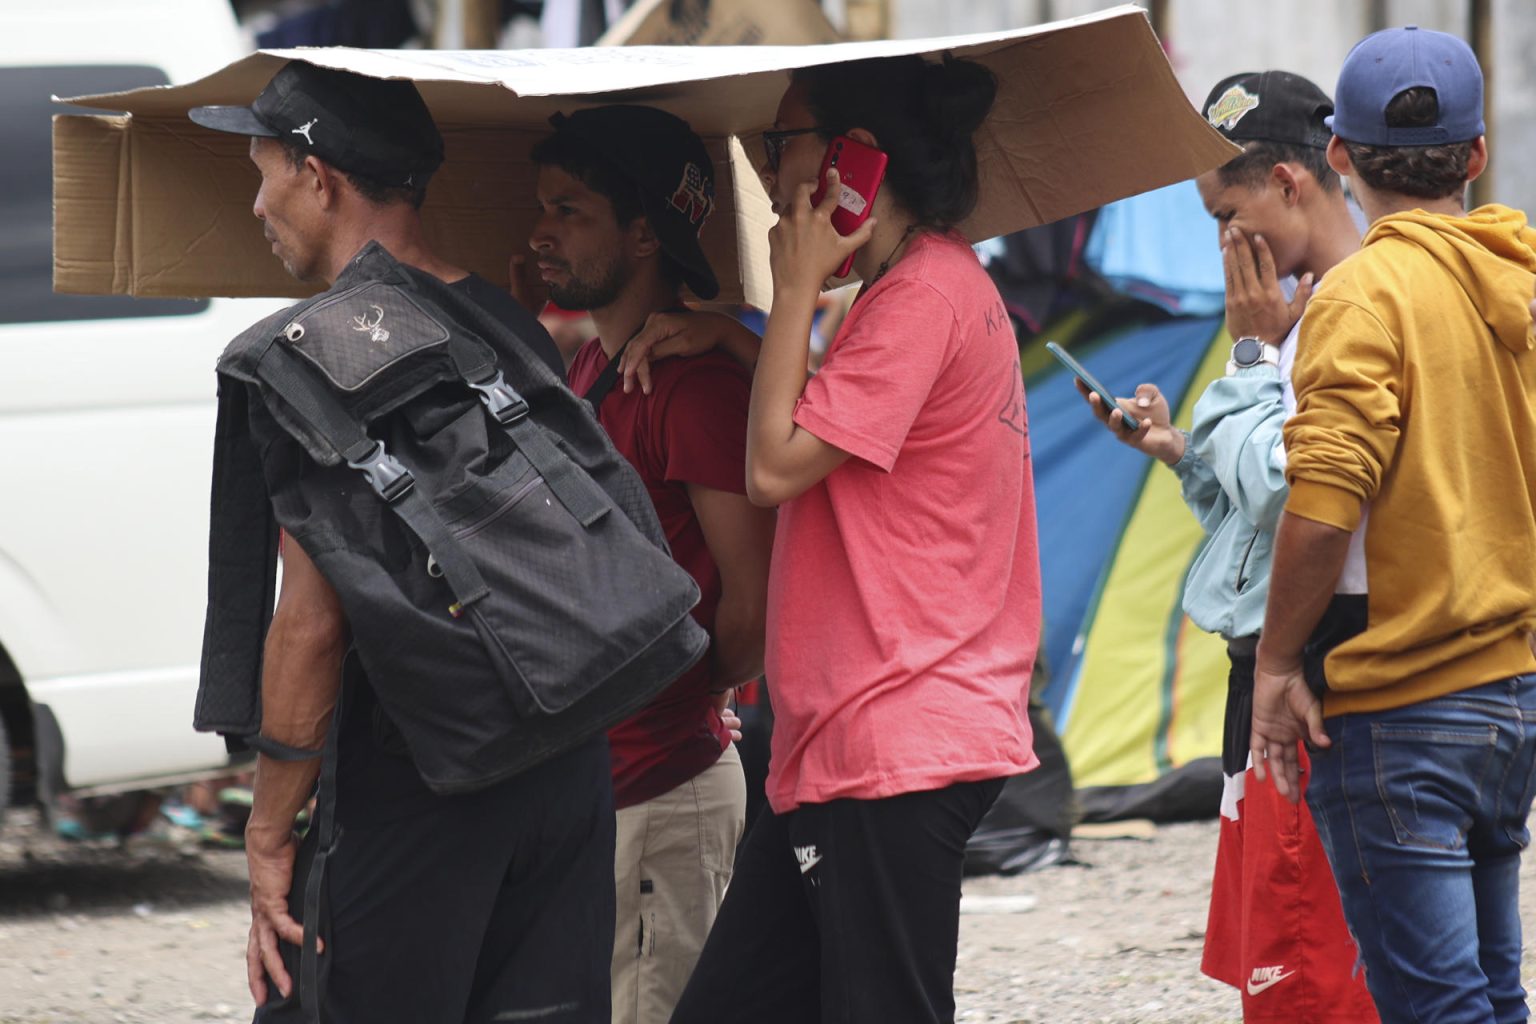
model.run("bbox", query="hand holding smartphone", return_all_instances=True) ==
[809,135,888,279]
[1046,341,1141,431]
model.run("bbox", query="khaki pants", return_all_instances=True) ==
[611,744,746,1024]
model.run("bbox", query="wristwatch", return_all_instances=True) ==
[1227,336,1281,375]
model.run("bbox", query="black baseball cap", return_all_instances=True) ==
[545,105,720,301]
[1202,71,1334,150]
[188,61,443,188]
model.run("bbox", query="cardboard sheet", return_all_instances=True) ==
[597,0,841,47]
[53,5,1239,307]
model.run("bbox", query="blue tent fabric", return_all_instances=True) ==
[1026,315,1224,723]
[1083,181,1226,316]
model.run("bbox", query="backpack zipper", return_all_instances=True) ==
[451,475,545,542]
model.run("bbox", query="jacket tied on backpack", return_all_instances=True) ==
[195,242,708,793]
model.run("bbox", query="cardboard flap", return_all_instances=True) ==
[597,0,842,47]
[52,114,128,297]
[53,6,1240,303]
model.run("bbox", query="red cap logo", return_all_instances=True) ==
[669,162,715,228]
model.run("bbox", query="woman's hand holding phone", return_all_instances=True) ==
[769,167,877,297]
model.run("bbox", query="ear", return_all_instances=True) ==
[1465,136,1489,184]
[1325,136,1352,178]
[1271,162,1303,206]
[1265,161,1302,205]
[846,127,879,150]
[307,156,342,210]
[629,216,662,260]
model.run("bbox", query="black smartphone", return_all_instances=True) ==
[1046,341,1140,431]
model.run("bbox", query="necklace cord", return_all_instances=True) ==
[868,224,920,288]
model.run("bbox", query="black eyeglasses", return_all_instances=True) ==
[761,127,818,172]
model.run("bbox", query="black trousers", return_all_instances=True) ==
[253,680,616,1024]
[670,777,1004,1024]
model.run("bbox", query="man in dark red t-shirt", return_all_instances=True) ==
[529,106,774,1024]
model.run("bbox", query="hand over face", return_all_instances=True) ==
[507,252,548,315]
[1223,226,1313,345]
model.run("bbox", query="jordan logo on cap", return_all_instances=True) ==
[669,162,714,227]
[292,118,319,146]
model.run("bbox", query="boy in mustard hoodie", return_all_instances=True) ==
[1250,26,1536,1024]
[1082,71,1375,1024]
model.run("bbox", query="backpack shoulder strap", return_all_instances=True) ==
[581,343,628,412]
[439,331,612,529]
[580,306,686,413]
[253,340,493,617]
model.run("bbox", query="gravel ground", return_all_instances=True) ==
[1,808,1533,1024]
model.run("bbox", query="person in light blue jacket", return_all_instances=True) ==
[1080,71,1375,1024]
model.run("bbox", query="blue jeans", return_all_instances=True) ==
[1306,674,1536,1024]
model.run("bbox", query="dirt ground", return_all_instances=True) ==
[1,808,1533,1024]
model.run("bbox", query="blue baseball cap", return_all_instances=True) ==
[1327,26,1484,146]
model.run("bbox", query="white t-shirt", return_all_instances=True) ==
[1281,311,1369,594]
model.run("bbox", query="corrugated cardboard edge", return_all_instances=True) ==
[52,6,1240,302]
[597,0,842,47]
[55,8,1162,121]
[52,114,126,298]
[728,136,775,311]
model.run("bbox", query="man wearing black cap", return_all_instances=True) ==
[1080,70,1373,1023]
[528,106,773,1024]
[189,62,613,1024]
[1251,27,1536,1023]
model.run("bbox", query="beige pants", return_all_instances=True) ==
[611,743,747,1024]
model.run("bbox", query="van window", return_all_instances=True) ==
[0,66,209,325]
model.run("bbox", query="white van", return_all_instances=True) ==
[0,1,279,821]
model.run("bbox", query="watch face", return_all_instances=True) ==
[1233,337,1262,367]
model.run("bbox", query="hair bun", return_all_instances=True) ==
[921,54,997,143]
[791,52,993,228]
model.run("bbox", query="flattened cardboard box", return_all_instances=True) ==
[53,5,1239,308]
[597,0,841,47]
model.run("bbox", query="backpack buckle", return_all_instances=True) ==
[469,371,530,425]
[347,442,415,503]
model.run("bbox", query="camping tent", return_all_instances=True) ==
[1027,315,1230,821]
[1018,181,1236,823]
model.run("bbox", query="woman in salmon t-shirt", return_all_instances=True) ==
[671,54,1042,1024]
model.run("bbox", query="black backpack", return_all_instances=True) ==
[196,242,709,793]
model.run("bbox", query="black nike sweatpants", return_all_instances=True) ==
[670,777,1004,1024]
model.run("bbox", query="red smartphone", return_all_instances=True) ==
[809,135,888,279]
